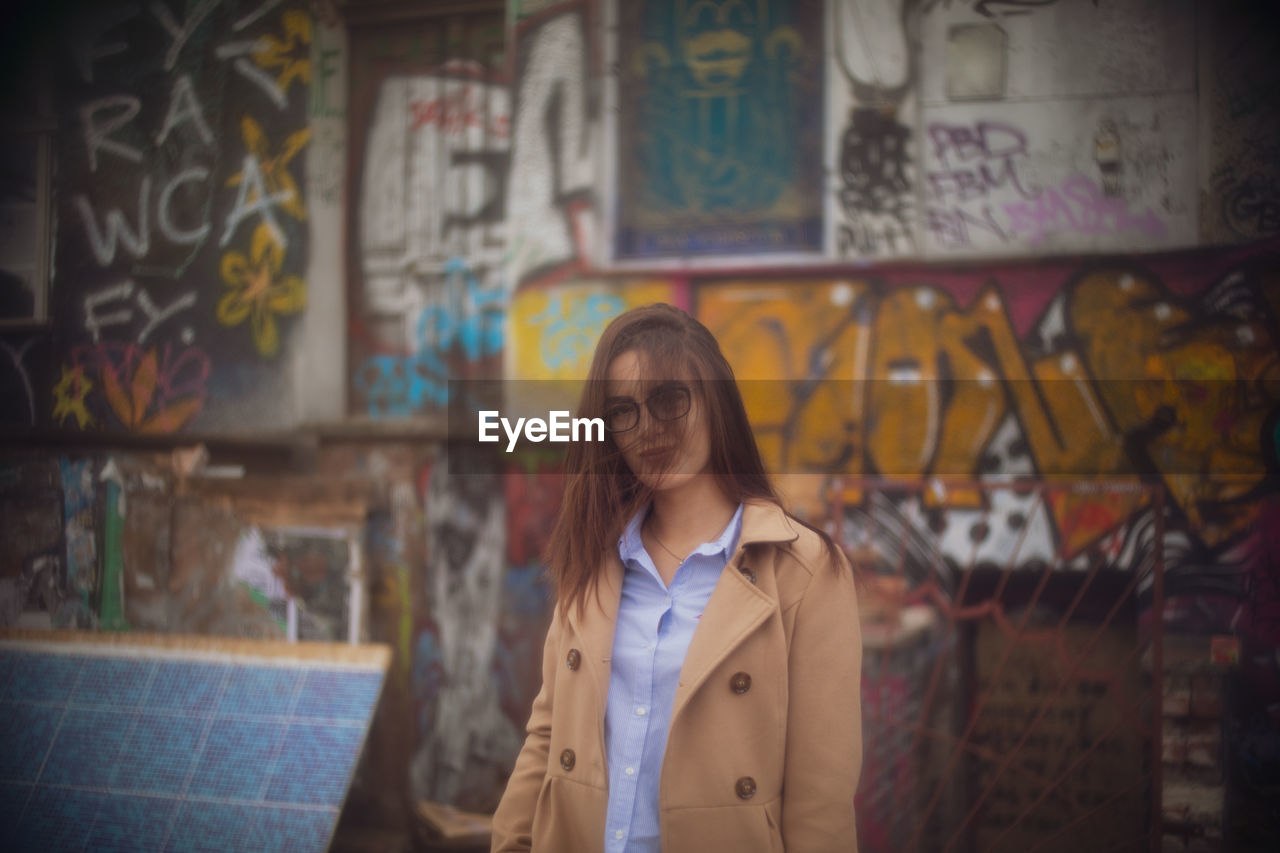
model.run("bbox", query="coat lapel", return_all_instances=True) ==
[670,500,798,723]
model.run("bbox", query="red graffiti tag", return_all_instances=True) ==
[409,85,510,139]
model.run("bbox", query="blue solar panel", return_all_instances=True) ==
[0,640,387,853]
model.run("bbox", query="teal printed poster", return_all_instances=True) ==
[615,0,825,259]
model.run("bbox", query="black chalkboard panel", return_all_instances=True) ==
[42,0,314,435]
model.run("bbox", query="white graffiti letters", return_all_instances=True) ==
[75,179,151,266]
[84,280,196,344]
[151,0,222,71]
[76,167,222,266]
[157,167,213,245]
[508,13,596,288]
[82,96,144,172]
[156,74,214,146]
[221,154,291,248]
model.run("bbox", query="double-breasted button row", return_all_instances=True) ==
[730,672,752,694]
[735,776,757,799]
[559,652,581,773]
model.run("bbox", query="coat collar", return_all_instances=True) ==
[738,498,800,548]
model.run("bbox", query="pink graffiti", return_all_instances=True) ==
[1003,174,1168,245]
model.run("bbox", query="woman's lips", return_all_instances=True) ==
[639,446,676,461]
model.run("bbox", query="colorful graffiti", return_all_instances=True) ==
[354,257,505,416]
[509,279,682,380]
[50,1,312,434]
[922,115,1178,253]
[697,242,1280,569]
[347,11,512,416]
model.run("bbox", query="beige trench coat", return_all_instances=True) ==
[491,500,863,852]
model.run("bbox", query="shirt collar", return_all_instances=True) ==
[618,502,744,566]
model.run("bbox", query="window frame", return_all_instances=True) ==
[0,62,55,329]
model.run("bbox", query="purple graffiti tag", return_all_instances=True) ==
[1003,174,1167,245]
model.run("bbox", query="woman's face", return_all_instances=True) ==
[605,349,713,492]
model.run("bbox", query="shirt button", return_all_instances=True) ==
[625,766,635,776]
[615,830,624,840]
[635,706,647,716]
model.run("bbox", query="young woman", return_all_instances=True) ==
[492,304,862,852]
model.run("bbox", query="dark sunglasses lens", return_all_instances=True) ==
[605,403,638,432]
[649,386,690,421]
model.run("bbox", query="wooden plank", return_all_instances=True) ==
[0,627,392,669]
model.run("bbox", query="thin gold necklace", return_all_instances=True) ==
[645,516,685,563]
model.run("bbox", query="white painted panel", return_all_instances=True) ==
[919,94,1197,256]
[826,0,920,260]
[919,0,1195,104]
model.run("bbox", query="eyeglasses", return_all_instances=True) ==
[603,383,692,433]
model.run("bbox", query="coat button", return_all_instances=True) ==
[566,649,581,670]
[560,749,575,771]
[735,776,757,799]
[739,565,756,584]
[730,672,752,694]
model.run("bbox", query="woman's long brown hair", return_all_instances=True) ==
[545,303,845,619]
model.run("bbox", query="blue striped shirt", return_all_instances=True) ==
[603,502,744,852]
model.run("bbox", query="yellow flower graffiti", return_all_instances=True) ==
[255,10,312,95]
[218,222,307,357]
[52,365,94,428]
[226,116,310,222]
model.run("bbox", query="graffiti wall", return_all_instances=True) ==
[697,239,1280,574]
[39,0,317,434]
[828,0,917,259]
[346,12,508,418]
[507,0,601,289]
[1201,0,1280,246]
[591,0,1211,263]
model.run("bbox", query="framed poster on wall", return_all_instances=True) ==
[609,0,826,262]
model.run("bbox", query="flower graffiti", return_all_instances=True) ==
[52,365,95,429]
[66,342,211,434]
[255,10,313,96]
[218,222,307,357]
